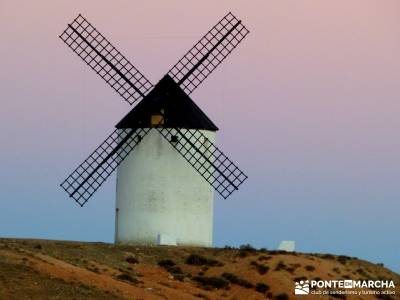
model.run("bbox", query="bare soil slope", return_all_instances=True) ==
[0,239,398,300]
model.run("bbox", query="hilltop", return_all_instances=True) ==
[0,238,398,300]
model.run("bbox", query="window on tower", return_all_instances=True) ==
[151,114,164,127]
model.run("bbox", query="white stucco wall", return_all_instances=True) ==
[115,129,215,247]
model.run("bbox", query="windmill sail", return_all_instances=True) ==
[157,128,247,199]
[168,12,249,95]
[59,13,249,205]
[60,128,151,206]
[59,14,153,105]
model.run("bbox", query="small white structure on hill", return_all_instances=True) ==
[277,240,295,252]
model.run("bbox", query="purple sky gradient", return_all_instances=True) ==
[0,1,399,272]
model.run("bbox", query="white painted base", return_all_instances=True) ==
[115,129,215,247]
[157,234,177,246]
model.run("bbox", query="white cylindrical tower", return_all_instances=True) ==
[115,129,215,247]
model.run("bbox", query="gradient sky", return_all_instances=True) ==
[1,1,399,272]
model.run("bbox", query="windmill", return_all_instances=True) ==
[60,13,249,246]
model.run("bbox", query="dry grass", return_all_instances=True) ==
[0,238,398,300]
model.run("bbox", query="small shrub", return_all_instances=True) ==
[258,255,272,261]
[116,273,139,284]
[274,261,287,271]
[125,256,139,264]
[286,267,296,274]
[158,259,182,274]
[305,265,315,271]
[87,266,100,273]
[173,274,185,281]
[158,259,175,268]
[186,254,207,265]
[169,266,183,274]
[238,279,254,289]
[224,245,235,250]
[255,282,270,293]
[294,276,307,282]
[193,276,229,289]
[286,263,301,274]
[269,250,289,255]
[34,244,42,250]
[275,293,289,300]
[257,264,269,275]
[337,255,351,265]
[320,253,335,260]
[376,263,384,267]
[193,293,209,299]
[250,260,269,274]
[333,267,341,274]
[313,276,322,281]
[238,251,249,258]
[185,254,223,266]
[221,272,253,288]
[239,244,256,251]
[356,268,370,278]
[221,272,239,284]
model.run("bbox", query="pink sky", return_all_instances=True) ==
[1,1,400,271]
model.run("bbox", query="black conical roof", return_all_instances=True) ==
[115,75,218,131]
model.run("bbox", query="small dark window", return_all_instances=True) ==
[170,135,178,143]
